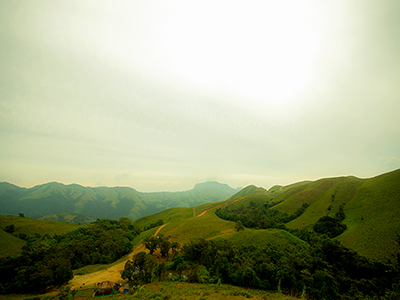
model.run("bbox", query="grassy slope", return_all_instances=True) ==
[0,215,81,258]
[337,170,400,262]
[133,196,307,250]
[221,228,308,252]
[270,169,400,262]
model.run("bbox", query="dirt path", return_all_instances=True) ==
[196,197,246,217]
[68,224,168,289]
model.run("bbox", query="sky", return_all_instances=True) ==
[1,0,400,192]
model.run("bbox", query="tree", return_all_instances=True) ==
[5,224,15,233]
[19,213,25,217]
[122,252,158,284]
[171,242,180,259]
[235,221,244,232]
[160,240,171,259]
[143,236,158,255]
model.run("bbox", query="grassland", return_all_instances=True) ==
[0,215,81,257]
[222,228,308,251]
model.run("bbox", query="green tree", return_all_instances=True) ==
[171,242,180,259]
[160,240,171,259]
[235,221,244,232]
[5,224,15,233]
[122,252,158,284]
[143,236,158,255]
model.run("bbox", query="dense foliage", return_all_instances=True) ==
[0,218,140,294]
[143,234,179,259]
[216,200,309,229]
[313,205,347,238]
[173,234,398,299]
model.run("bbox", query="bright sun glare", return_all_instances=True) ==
[165,1,322,107]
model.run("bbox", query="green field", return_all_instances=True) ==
[0,215,81,257]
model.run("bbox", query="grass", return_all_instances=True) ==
[268,170,400,263]
[0,228,26,257]
[337,169,400,262]
[164,209,235,244]
[224,228,308,251]
[133,282,299,300]
[0,215,81,258]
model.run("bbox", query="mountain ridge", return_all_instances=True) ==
[0,181,240,221]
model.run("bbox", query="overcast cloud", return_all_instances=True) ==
[1,0,399,192]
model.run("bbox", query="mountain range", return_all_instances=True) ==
[0,181,241,221]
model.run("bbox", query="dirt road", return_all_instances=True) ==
[196,197,246,218]
[68,224,167,288]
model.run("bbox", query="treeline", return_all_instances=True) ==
[125,233,400,300]
[216,201,309,229]
[0,218,140,294]
[142,219,164,231]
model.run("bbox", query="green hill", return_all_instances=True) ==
[0,215,81,258]
[0,181,240,221]
[2,169,399,299]
[266,169,400,262]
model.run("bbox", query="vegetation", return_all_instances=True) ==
[143,219,164,231]
[2,169,400,299]
[0,218,140,293]
[0,181,238,221]
[0,215,81,258]
[121,235,399,300]
[313,205,347,238]
[216,199,309,230]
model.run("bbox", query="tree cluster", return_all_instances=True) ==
[216,201,309,229]
[142,219,164,231]
[313,205,347,238]
[0,218,140,294]
[122,252,165,285]
[143,234,179,260]
[174,234,397,300]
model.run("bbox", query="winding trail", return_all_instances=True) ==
[68,224,168,289]
[196,197,246,218]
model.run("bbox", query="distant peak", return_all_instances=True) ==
[193,181,231,190]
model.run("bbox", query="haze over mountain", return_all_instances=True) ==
[0,181,240,221]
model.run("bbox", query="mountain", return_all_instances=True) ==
[0,181,239,221]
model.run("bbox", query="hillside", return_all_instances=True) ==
[0,181,239,221]
[219,169,400,263]
[0,215,81,258]
[2,170,399,300]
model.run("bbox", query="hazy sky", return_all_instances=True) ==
[1,0,399,192]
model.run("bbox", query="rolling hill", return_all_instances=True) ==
[217,168,400,263]
[0,181,240,221]
[1,169,399,299]
[0,215,81,258]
